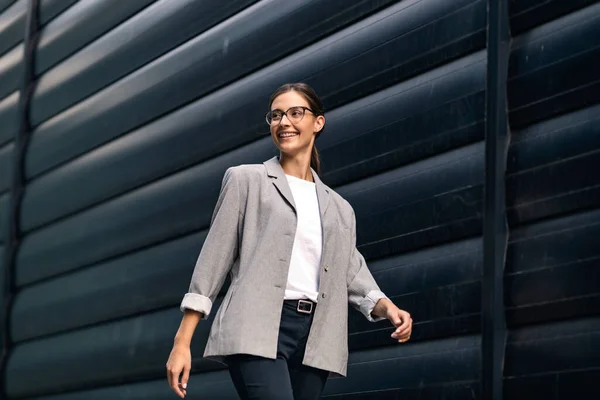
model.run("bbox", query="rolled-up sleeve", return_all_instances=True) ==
[346,209,389,322]
[180,167,242,318]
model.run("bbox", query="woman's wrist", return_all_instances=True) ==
[173,310,203,348]
[173,334,192,348]
[372,297,393,318]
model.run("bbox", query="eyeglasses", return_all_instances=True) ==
[265,106,315,125]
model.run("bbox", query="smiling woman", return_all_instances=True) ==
[165,82,412,400]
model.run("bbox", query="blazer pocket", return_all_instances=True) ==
[219,284,237,322]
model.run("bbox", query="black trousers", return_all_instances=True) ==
[226,300,329,400]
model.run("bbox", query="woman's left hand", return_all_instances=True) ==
[385,304,412,343]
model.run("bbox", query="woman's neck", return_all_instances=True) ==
[279,153,313,182]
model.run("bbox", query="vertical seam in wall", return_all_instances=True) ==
[482,0,511,399]
[0,0,39,396]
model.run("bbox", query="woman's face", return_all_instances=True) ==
[268,91,324,156]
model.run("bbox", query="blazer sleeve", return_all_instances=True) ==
[180,167,243,319]
[346,208,389,322]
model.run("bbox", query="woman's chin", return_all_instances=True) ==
[277,142,300,153]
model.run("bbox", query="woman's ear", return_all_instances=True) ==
[314,115,325,133]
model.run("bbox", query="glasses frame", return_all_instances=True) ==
[265,106,315,125]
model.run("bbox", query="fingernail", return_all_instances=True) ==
[183,383,187,389]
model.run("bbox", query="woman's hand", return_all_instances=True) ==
[166,343,192,398]
[373,298,413,343]
[386,305,412,343]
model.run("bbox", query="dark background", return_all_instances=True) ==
[0,0,599,398]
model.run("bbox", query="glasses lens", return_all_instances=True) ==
[288,107,305,122]
[267,110,284,125]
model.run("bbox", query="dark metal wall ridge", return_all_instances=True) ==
[0,0,39,396]
[482,0,511,399]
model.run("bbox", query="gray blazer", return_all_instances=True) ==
[180,156,387,377]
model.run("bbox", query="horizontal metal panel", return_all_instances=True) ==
[0,0,77,56]
[508,259,600,327]
[35,0,157,74]
[508,3,600,129]
[505,208,600,327]
[11,231,206,341]
[350,237,482,349]
[328,382,480,399]
[37,0,78,26]
[21,51,485,232]
[0,90,18,146]
[0,140,12,193]
[509,149,600,227]
[368,237,481,296]
[5,306,224,397]
[0,42,21,100]
[0,0,157,87]
[0,0,25,56]
[507,104,600,226]
[29,0,258,126]
[326,335,480,395]
[505,369,600,400]
[337,142,484,259]
[507,105,600,174]
[26,0,484,180]
[509,0,595,35]
[16,140,276,286]
[508,208,600,275]
[27,370,237,400]
[0,0,15,14]
[320,51,486,186]
[0,193,8,243]
[505,317,600,377]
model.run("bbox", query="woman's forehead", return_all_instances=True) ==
[271,91,309,110]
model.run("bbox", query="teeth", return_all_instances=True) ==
[279,132,298,138]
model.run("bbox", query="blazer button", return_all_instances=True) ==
[321,293,326,298]
[324,265,329,272]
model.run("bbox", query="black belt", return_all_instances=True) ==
[284,299,316,314]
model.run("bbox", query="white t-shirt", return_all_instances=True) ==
[284,174,322,302]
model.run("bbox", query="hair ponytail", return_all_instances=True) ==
[311,144,321,176]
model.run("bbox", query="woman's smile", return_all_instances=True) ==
[278,131,300,140]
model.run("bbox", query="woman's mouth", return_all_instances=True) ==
[278,131,299,139]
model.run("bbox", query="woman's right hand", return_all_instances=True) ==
[166,343,192,398]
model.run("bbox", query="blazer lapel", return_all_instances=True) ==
[263,156,330,220]
[311,168,330,221]
[264,156,296,212]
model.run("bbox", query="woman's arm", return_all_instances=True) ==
[346,207,388,321]
[167,167,245,398]
[174,309,203,347]
[347,244,389,322]
[346,207,413,341]
[180,166,244,318]
[167,310,202,398]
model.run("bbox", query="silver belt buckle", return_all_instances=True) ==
[297,299,313,314]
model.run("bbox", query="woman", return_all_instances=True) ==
[166,83,412,399]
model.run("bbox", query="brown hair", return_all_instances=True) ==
[269,82,325,176]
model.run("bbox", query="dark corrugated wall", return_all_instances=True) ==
[0,0,598,398]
